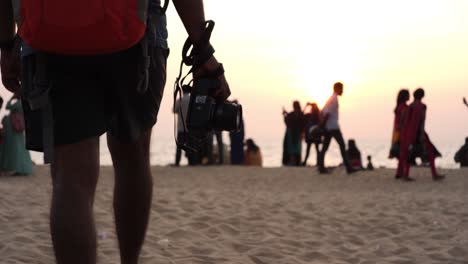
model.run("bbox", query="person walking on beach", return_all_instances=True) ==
[173,84,190,166]
[0,95,33,176]
[454,137,468,167]
[317,82,354,174]
[302,102,322,166]
[389,89,410,179]
[282,101,305,166]
[399,88,444,181]
[1,1,231,264]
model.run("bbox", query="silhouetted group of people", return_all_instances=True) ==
[173,95,262,167]
[282,82,363,174]
[280,83,461,179]
[389,88,444,181]
[0,95,33,176]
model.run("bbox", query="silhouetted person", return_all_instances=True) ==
[229,100,245,165]
[400,88,445,181]
[302,102,322,166]
[282,101,305,166]
[173,85,190,166]
[244,138,262,166]
[464,97,468,108]
[454,137,468,167]
[318,82,354,174]
[1,1,232,263]
[346,139,363,170]
[366,155,374,171]
[390,89,410,179]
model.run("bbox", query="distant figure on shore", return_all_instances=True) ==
[366,155,374,171]
[389,89,410,178]
[0,96,33,176]
[209,131,224,165]
[399,88,445,181]
[302,102,322,166]
[463,97,468,108]
[173,85,191,166]
[318,82,354,174]
[454,137,468,167]
[244,138,262,166]
[282,101,305,166]
[346,139,363,170]
[229,100,245,165]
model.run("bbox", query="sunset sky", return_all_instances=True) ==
[1,0,467,148]
[159,0,468,144]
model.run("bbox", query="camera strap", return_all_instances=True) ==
[173,20,220,153]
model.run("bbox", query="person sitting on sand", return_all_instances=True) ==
[244,138,263,166]
[346,139,363,170]
[399,88,445,181]
[454,137,468,167]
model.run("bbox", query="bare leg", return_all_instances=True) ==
[423,139,444,180]
[107,130,153,264]
[302,142,312,166]
[50,137,100,264]
[314,143,320,167]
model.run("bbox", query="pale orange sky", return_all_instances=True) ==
[1,0,467,146]
[158,0,468,143]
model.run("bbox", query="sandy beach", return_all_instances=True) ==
[1,165,467,264]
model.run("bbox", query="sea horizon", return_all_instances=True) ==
[28,133,463,169]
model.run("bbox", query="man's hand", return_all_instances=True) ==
[0,38,21,94]
[193,56,230,102]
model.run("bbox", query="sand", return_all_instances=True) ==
[1,165,467,264]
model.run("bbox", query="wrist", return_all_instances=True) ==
[199,56,219,73]
[194,56,224,78]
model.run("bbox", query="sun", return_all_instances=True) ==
[290,49,357,110]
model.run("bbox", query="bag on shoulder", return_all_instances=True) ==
[10,112,25,133]
[14,0,149,55]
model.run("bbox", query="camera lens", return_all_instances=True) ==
[213,102,242,131]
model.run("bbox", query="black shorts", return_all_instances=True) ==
[21,43,168,151]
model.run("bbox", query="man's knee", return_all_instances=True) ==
[51,137,100,195]
[108,130,152,158]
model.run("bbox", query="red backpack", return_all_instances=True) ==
[14,0,148,55]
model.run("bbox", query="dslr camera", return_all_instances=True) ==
[183,77,243,153]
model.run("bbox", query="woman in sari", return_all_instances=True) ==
[389,89,410,179]
[399,88,444,181]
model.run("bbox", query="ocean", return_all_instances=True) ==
[29,133,462,169]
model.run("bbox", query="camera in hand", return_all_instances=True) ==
[184,77,242,153]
